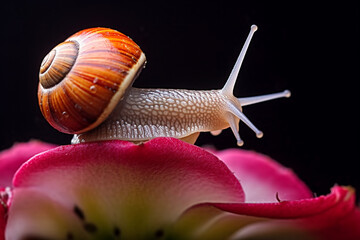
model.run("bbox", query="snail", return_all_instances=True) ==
[38,25,290,146]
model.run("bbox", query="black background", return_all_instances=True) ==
[0,1,359,198]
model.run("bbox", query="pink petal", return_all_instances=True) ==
[317,208,360,240]
[0,141,56,188]
[172,204,267,239]
[172,186,360,239]
[214,186,352,218]
[6,188,90,239]
[214,186,360,239]
[230,220,315,239]
[8,138,244,238]
[0,189,6,240]
[214,149,313,202]
[0,208,4,240]
[296,186,360,240]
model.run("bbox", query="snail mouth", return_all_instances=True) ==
[39,40,79,89]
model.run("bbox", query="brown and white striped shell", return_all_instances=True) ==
[38,27,146,134]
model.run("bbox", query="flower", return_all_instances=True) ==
[0,141,56,239]
[0,138,359,239]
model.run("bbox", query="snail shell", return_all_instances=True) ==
[38,28,146,134]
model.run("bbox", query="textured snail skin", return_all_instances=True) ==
[71,88,232,144]
[38,28,145,134]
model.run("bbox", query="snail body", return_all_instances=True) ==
[39,26,290,146]
[71,88,229,144]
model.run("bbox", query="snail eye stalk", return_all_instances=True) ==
[220,25,290,146]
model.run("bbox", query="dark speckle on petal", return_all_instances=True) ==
[67,232,74,240]
[155,229,164,238]
[275,192,282,203]
[84,222,97,233]
[114,226,121,237]
[73,205,85,221]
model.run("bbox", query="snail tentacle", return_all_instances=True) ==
[217,25,288,145]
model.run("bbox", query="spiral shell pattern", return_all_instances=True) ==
[38,28,146,134]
